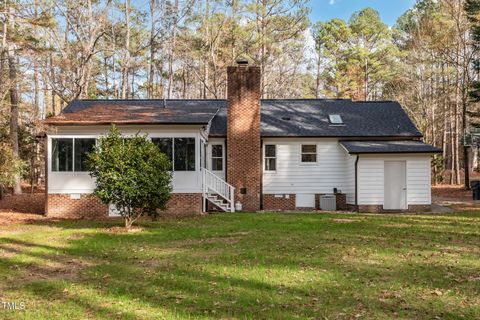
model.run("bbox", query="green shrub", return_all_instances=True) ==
[87,126,172,228]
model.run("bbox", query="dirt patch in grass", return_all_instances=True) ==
[104,226,144,233]
[15,258,94,284]
[432,185,480,211]
[0,192,45,214]
[432,185,471,201]
[0,210,47,226]
[332,218,357,223]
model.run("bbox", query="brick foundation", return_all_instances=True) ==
[335,194,347,210]
[263,194,296,211]
[262,193,348,211]
[46,194,108,218]
[163,193,203,216]
[355,204,432,213]
[47,193,203,219]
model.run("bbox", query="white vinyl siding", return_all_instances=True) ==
[47,125,205,194]
[345,154,357,204]
[357,155,432,206]
[263,138,354,201]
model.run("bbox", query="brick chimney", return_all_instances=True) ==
[227,61,261,211]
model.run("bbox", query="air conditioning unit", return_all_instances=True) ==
[320,194,336,211]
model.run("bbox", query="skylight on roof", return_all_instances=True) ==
[329,114,343,124]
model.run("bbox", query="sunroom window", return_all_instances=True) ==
[174,138,196,171]
[152,138,173,169]
[152,137,195,171]
[74,139,96,171]
[52,138,96,172]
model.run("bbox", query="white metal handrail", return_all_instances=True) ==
[202,168,235,212]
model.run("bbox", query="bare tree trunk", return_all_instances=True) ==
[442,64,448,174]
[111,20,118,99]
[7,5,22,195]
[104,56,109,96]
[315,54,321,99]
[49,53,57,115]
[8,53,22,194]
[148,0,156,98]
[167,0,179,99]
[121,0,131,99]
[455,68,461,185]
[33,0,40,118]
[182,67,187,99]
[260,0,267,98]
[450,99,455,185]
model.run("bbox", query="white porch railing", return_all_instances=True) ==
[202,168,235,212]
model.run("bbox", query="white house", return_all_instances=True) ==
[44,62,441,218]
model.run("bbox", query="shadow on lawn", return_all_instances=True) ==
[0,213,479,319]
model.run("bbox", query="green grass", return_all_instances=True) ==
[0,212,479,319]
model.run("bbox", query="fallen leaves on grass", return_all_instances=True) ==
[104,226,144,233]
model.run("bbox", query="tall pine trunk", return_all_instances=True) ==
[8,50,22,195]
[121,0,131,99]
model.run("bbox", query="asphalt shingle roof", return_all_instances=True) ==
[46,99,423,139]
[210,99,422,137]
[340,140,442,154]
[45,99,222,125]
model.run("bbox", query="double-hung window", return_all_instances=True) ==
[264,145,276,171]
[211,145,223,171]
[152,137,196,171]
[301,144,317,163]
[51,138,96,172]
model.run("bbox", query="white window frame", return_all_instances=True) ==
[300,144,317,164]
[51,137,97,173]
[211,144,224,172]
[151,137,196,172]
[264,144,277,172]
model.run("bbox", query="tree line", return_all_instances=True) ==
[1,0,480,194]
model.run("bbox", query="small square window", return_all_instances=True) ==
[301,144,317,163]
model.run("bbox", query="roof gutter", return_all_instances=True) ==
[43,121,211,126]
[346,150,442,155]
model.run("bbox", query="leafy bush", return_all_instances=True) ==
[87,126,172,228]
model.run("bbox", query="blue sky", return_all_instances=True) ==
[310,0,417,26]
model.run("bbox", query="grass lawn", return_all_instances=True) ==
[0,212,479,319]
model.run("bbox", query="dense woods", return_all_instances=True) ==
[2,0,480,193]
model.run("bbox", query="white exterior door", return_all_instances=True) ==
[384,161,407,210]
